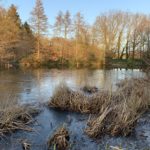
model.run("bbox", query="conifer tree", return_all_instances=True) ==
[30,0,48,59]
[7,4,22,29]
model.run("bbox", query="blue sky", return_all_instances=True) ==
[2,0,150,25]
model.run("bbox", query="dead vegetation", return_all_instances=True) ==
[85,78,150,138]
[0,94,40,137]
[0,105,39,137]
[48,84,90,113]
[47,126,70,150]
[48,78,150,138]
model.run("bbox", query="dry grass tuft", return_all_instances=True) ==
[47,126,70,150]
[0,94,40,138]
[48,84,90,113]
[89,90,114,114]
[85,78,150,137]
[0,101,39,137]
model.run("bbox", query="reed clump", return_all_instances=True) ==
[48,78,150,138]
[47,126,70,150]
[85,78,150,138]
[0,105,39,137]
[48,84,90,113]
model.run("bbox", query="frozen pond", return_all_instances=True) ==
[0,68,145,104]
[0,68,149,150]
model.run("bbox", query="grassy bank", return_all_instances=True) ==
[106,59,145,69]
[0,58,146,70]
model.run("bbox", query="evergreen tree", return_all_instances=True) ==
[20,22,35,56]
[30,0,48,59]
[23,22,33,36]
[7,4,22,29]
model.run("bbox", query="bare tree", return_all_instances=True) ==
[54,11,63,37]
[74,12,86,41]
[73,12,86,67]
[63,10,72,39]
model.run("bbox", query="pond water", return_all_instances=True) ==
[0,68,149,150]
[0,68,145,104]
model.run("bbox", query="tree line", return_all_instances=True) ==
[0,4,34,68]
[0,0,150,68]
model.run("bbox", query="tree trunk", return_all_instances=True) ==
[37,36,40,60]
[126,41,129,59]
[75,39,78,68]
[120,47,125,59]
[132,42,135,60]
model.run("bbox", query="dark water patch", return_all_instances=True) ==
[0,106,150,150]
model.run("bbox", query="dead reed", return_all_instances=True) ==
[85,78,150,137]
[0,105,39,137]
[0,94,40,137]
[48,78,150,138]
[48,84,90,113]
[47,126,70,150]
